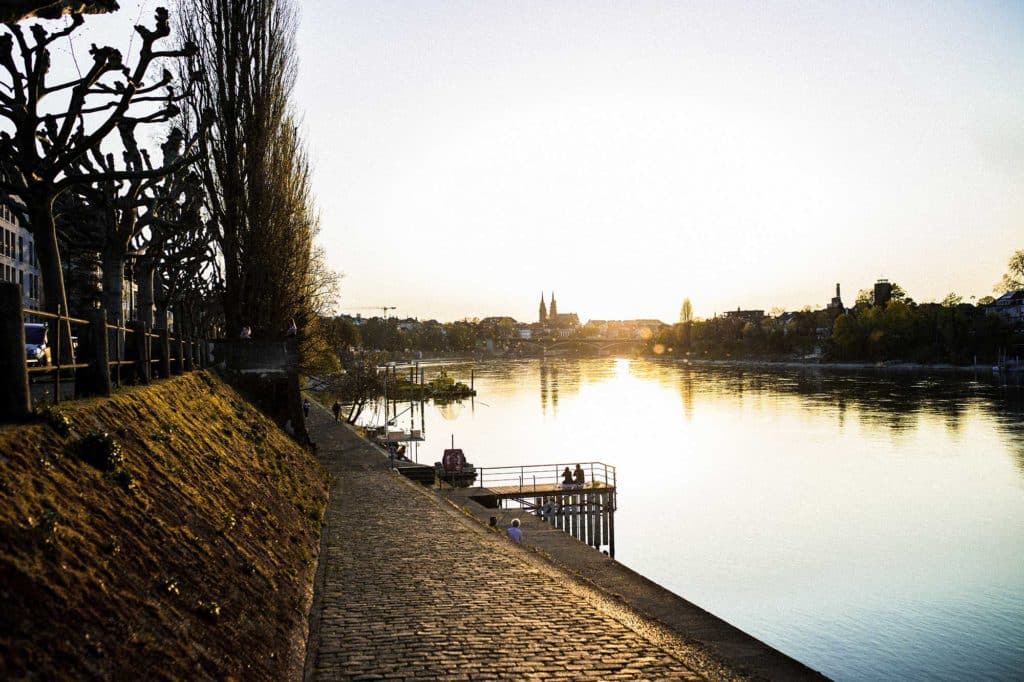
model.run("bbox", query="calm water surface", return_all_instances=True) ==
[363,358,1024,681]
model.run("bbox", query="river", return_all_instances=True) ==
[358,357,1024,681]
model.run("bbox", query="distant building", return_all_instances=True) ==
[873,279,892,308]
[828,283,844,311]
[536,292,580,332]
[0,201,41,309]
[991,290,1024,325]
[724,308,765,323]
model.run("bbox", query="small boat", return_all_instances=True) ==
[434,448,477,488]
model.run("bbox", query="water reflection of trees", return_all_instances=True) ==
[529,358,1023,474]
[633,360,1024,447]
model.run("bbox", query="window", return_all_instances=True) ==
[18,235,23,262]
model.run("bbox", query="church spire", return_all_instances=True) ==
[550,291,558,318]
[539,292,547,323]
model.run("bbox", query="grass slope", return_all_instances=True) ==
[0,371,328,680]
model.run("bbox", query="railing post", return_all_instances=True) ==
[156,327,170,379]
[128,321,150,384]
[0,283,31,421]
[53,305,62,402]
[84,307,111,397]
[173,335,185,375]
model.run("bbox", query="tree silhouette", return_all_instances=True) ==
[995,249,1024,293]
[0,8,196,357]
[0,1,119,23]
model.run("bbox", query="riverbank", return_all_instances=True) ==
[676,357,1012,374]
[0,372,327,680]
[387,352,1015,377]
[304,401,826,680]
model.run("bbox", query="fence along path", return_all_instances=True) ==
[0,282,204,422]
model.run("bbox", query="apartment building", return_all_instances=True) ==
[0,203,41,309]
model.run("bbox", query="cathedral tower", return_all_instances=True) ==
[550,291,558,318]
[539,292,547,323]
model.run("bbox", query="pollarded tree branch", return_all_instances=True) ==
[1,1,119,24]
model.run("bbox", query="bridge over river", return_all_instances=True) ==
[518,337,647,355]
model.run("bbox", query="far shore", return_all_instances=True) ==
[677,357,1007,374]
[367,351,1020,378]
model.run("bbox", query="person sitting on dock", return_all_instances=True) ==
[561,466,573,487]
[507,518,523,543]
[573,463,585,486]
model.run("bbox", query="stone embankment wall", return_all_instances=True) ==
[0,371,327,680]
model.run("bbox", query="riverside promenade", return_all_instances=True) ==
[303,403,821,681]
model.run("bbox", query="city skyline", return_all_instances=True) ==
[292,1,1022,323]
[48,1,1024,323]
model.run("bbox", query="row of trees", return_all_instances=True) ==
[654,255,1023,365]
[322,317,489,356]
[0,0,338,372]
[654,302,1018,364]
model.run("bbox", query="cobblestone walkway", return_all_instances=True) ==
[305,405,734,681]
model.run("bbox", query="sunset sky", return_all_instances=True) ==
[61,1,1024,322]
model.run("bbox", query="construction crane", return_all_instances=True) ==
[341,305,397,319]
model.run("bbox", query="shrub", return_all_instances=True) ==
[38,405,72,437]
[76,432,124,471]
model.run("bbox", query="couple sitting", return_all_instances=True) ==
[561,464,585,488]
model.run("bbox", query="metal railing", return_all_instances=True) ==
[5,299,202,418]
[23,306,91,402]
[475,461,616,493]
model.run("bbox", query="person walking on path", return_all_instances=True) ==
[507,518,523,543]
[303,399,311,418]
[332,400,341,421]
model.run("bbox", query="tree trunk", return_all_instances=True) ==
[101,248,125,327]
[154,299,170,332]
[223,245,242,337]
[137,261,156,328]
[101,247,126,365]
[28,199,74,364]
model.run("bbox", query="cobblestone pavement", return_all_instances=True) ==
[306,405,737,681]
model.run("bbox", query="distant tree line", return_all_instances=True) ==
[322,317,488,356]
[652,264,1022,365]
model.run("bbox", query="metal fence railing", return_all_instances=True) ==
[1,282,204,420]
[474,461,616,493]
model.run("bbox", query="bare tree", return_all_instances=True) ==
[0,1,119,23]
[0,8,195,357]
[63,125,201,330]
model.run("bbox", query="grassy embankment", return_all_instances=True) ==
[0,371,328,680]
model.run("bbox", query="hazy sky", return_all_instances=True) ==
[57,2,1024,322]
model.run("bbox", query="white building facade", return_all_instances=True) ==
[1,203,41,309]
